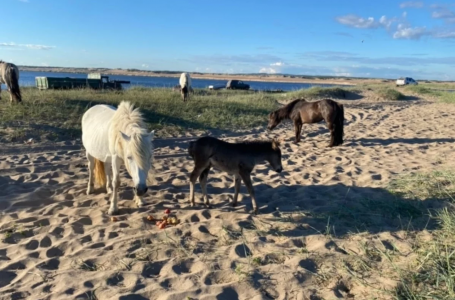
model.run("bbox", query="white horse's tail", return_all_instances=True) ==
[179,72,191,88]
[179,73,191,102]
[4,65,21,102]
[93,159,107,188]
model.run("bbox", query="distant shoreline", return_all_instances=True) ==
[18,66,381,86]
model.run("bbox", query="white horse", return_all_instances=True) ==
[179,72,192,102]
[82,101,154,215]
[0,60,22,103]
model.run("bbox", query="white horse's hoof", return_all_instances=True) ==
[106,188,113,195]
[135,199,145,207]
[108,207,119,215]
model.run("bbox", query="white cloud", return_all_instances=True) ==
[393,24,428,39]
[270,61,283,66]
[0,42,55,50]
[25,44,55,50]
[399,1,424,8]
[432,30,455,39]
[259,67,278,74]
[336,11,455,40]
[141,64,149,68]
[336,15,379,28]
[431,6,455,23]
[379,15,396,29]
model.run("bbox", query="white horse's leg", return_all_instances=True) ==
[0,83,2,100]
[86,153,95,195]
[135,194,146,207]
[104,162,113,194]
[108,156,120,215]
[7,86,12,103]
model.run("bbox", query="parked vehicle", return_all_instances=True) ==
[396,77,418,87]
[208,84,225,90]
[35,73,130,90]
[226,80,250,90]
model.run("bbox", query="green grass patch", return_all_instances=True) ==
[404,85,444,97]
[377,88,405,100]
[440,92,455,104]
[0,87,279,142]
[387,170,455,299]
[286,86,353,99]
[388,170,455,201]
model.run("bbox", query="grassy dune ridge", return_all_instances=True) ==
[1,82,454,142]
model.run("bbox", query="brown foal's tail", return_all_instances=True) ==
[334,103,344,146]
[93,159,107,188]
[188,141,196,159]
[4,66,22,102]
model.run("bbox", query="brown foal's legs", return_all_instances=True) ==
[199,167,211,208]
[239,169,258,214]
[232,176,241,207]
[189,161,210,207]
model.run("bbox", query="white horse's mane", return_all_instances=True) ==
[111,101,152,170]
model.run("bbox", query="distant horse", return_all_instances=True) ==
[188,136,283,214]
[267,98,344,147]
[179,72,192,102]
[0,61,22,103]
[82,101,154,215]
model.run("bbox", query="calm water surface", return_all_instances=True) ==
[14,71,351,91]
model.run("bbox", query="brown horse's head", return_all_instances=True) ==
[267,111,281,130]
[268,139,283,173]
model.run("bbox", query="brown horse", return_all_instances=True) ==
[188,136,283,214]
[267,98,344,147]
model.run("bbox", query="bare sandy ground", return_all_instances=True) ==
[1,97,455,299]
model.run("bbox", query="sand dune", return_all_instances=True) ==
[1,97,455,299]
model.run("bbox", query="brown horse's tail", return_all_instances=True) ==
[335,104,344,146]
[93,159,107,188]
[4,65,21,102]
[334,103,344,146]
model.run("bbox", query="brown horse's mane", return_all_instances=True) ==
[274,98,306,119]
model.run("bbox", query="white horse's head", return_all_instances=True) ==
[120,130,154,196]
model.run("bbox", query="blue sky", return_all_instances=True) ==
[1,0,455,80]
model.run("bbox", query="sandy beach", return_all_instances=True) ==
[1,93,455,299]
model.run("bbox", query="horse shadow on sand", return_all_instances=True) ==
[157,181,449,238]
[350,137,455,147]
